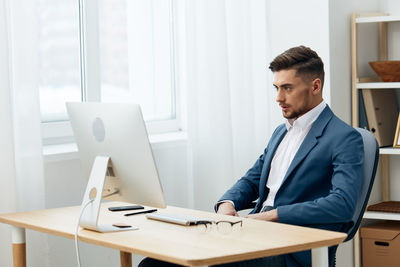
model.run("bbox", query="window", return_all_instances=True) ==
[39,0,179,144]
[38,0,81,123]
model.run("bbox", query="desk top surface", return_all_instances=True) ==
[0,202,346,266]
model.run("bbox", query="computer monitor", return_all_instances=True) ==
[66,102,166,232]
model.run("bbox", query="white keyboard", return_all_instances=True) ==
[146,213,207,226]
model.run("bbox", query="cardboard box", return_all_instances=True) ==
[360,222,400,267]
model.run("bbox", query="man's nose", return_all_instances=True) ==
[276,89,284,102]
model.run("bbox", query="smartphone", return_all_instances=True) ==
[108,205,144,212]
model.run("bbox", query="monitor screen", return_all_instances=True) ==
[67,102,166,209]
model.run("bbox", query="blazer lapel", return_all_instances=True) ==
[257,125,287,206]
[280,106,334,186]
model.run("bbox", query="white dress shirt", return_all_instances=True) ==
[262,101,326,208]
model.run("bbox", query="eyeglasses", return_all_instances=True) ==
[193,220,243,234]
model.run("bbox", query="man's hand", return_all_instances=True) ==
[245,209,278,222]
[217,202,239,216]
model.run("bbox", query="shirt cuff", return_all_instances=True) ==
[214,200,235,213]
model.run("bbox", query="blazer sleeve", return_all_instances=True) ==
[217,148,266,211]
[277,129,364,226]
[217,125,286,211]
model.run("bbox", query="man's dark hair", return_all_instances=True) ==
[269,45,325,87]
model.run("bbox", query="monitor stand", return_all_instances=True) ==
[79,156,138,232]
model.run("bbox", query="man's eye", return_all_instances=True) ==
[284,86,291,91]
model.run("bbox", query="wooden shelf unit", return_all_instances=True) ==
[351,13,400,267]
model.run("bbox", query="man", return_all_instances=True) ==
[216,45,363,267]
[139,46,363,267]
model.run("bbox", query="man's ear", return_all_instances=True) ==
[312,78,322,95]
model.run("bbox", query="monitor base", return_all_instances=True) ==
[78,156,138,233]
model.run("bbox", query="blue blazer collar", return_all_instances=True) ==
[256,105,334,210]
[281,105,334,185]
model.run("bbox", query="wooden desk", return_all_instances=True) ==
[0,202,346,267]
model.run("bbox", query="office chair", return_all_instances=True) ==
[331,128,379,267]
[346,127,379,242]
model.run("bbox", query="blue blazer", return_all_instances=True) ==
[219,106,364,267]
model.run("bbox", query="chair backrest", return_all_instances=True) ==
[346,128,379,241]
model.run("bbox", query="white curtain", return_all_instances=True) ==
[7,0,46,213]
[182,0,277,211]
[1,0,47,266]
[0,2,17,266]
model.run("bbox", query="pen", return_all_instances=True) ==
[124,209,157,216]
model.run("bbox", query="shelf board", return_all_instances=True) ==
[356,15,400,23]
[363,211,400,221]
[380,147,400,155]
[356,82,400,89]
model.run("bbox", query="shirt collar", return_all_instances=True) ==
[285,101,327,131]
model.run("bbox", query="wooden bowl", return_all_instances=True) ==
[369,61,400,82]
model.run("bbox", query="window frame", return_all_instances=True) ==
[41,0,181,145]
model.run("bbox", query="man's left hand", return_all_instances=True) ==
[245,209,278,222]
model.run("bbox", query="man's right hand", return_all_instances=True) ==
[217,202,239,216]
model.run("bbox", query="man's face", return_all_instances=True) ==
[273,69,318,120]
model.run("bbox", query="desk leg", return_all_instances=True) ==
[311,246,328,267]
[11,226,26,267]
[120,251,132,267]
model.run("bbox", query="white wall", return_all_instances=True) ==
[0,1,16,267]
[381,0,400,15]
